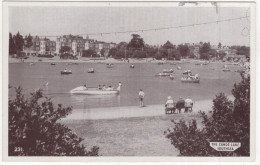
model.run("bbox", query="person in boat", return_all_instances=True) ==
[185,97,193,113]
[138,89,145,107]
[102,85,107,90]
[98,85,102,90]
[106,86,113,91]
[195,74,199,79]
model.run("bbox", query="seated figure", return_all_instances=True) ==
[165,96,176,114]
[176,97,185,113]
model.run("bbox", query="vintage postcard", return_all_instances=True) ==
[1,1,257,163]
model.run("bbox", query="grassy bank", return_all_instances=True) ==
[61,112,204,156]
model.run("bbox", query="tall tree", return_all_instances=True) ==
[25,34,33,48]
[199,42,211,54]
[9,33,17,55]
[162,41,174,49]
[15,32,24,52]
[128,34,144,49]
[177,44,190,57]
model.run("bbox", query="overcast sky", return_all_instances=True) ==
[9,7,250,46]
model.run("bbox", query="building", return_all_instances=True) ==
[24,34,116,57]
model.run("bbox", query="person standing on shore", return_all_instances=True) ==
[138,89,145,107]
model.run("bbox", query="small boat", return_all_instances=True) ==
[88,68,94,73]
[181,78,200,83]
[183,70,192,75]
[70,83,122,95]
[177,66,182,70]
[61,69,72,75]
[107,63,114,68]
[163,69,174,73]
[170,74,174,80]
[51,63,56,65]
[155,72,171,76]
[222,68,230,72]
[30,63,34,65]
[130,64,135,68]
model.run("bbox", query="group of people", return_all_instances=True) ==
[181,73,199,80]
[165,96,193,113]
[97,85,114,91]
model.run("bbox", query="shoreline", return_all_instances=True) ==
[9,56,232,64]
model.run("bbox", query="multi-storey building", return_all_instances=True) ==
[24,34,116,57]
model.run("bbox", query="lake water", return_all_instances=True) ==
[9,62,242,109]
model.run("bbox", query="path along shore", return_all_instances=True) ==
[64,98,215,120]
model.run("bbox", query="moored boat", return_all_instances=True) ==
[130,64,135,68]
[51,63,56,65]
[163,69,174,73]
[170,74,174,80]
[70,83,122,95]
[155,72,171,76]
[88,68,94,73]
[181,78,200,83]
[107,63,114,68]
[61,69,72,75]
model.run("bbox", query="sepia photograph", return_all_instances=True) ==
[1,1,256,162]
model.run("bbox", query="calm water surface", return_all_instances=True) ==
[9,62,241,109]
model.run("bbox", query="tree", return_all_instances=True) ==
[116,42,128,51]
[108,47,118,58]
[177,44,190,58]
[9,87,99,156]
[9,33,17,55]
[25,34,33,48]
[59,46,71,54]
[162,41,174,49]
[200,53,210,60]
[168,49,181,60]
[128,34,144,49]
[100,48,105,56]
[218,42,222,49]
[15,32,24,53]
[199,42,211,54]
[82,49,97,57]
[166,72,250,156]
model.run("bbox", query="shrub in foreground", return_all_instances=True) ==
[165,72,250,156]
[9,87,99,156]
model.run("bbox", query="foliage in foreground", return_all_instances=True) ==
[165,72,250,156]
[9,87,99,156]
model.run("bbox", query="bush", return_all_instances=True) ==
[9,87,99,156]
[38,54,54,58]
[165,72,250,156]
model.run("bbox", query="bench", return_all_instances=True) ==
[165,101,192,114]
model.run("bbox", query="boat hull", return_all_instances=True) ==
[61,71,72,74]
[181,79,200,83]
[70,86,119,95]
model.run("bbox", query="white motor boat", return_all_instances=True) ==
[70,83,122,95]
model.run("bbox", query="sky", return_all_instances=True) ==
[9,6,250,46]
